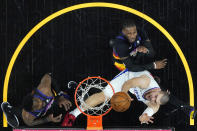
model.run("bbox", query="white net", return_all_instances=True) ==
[67,81,78,90]
[76,77,112,116]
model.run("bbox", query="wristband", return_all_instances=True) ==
[153,62,156,69]
[146,49,150,54]
[142,107,154,116]
[58,91,70,99]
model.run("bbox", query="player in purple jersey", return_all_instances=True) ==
[1,74,72,127]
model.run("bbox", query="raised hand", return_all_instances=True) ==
[139,113,154,124]
[154,59,167,69]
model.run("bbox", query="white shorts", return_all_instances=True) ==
[103,69,156,98]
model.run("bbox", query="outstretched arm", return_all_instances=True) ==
[139,102,160,124]
[121,57,167,72]
[121,57,155,72]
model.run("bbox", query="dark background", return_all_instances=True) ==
[0,0,197,131]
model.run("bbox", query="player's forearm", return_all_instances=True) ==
[142,104,160,116]
[143,40,155,58]
[141,107,155,117]
[122,58,154,71]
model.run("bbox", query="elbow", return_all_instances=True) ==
[121,81,131,93]
[121,86,127,93]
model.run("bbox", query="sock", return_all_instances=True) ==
[70,107,84,118]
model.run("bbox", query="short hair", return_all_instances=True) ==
[121,19,136,30]
[22,94,34,112]
[160,91,170,105]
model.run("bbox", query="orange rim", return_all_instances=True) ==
[74,76,115,117]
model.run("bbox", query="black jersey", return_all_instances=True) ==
[112,28,155,72]
[113,28,150,58]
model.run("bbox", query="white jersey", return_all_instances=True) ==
[103,69,160,104]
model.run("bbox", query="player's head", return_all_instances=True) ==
[23,93,44,112]
[121,19,137,43]
[145,90,170,105]
[159,91,170,105]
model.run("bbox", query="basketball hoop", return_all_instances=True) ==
[74,76,114,130]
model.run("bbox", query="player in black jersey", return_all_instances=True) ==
[1,74,72,127]
[109,20,196,122]
[110,19,167,71]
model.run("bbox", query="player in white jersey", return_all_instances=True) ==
[103,69,163,104]
[61,69,170,126]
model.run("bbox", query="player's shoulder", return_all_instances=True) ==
[114,37,128,46]
[114,38,130,52]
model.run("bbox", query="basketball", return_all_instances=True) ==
[110,92,132,112]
